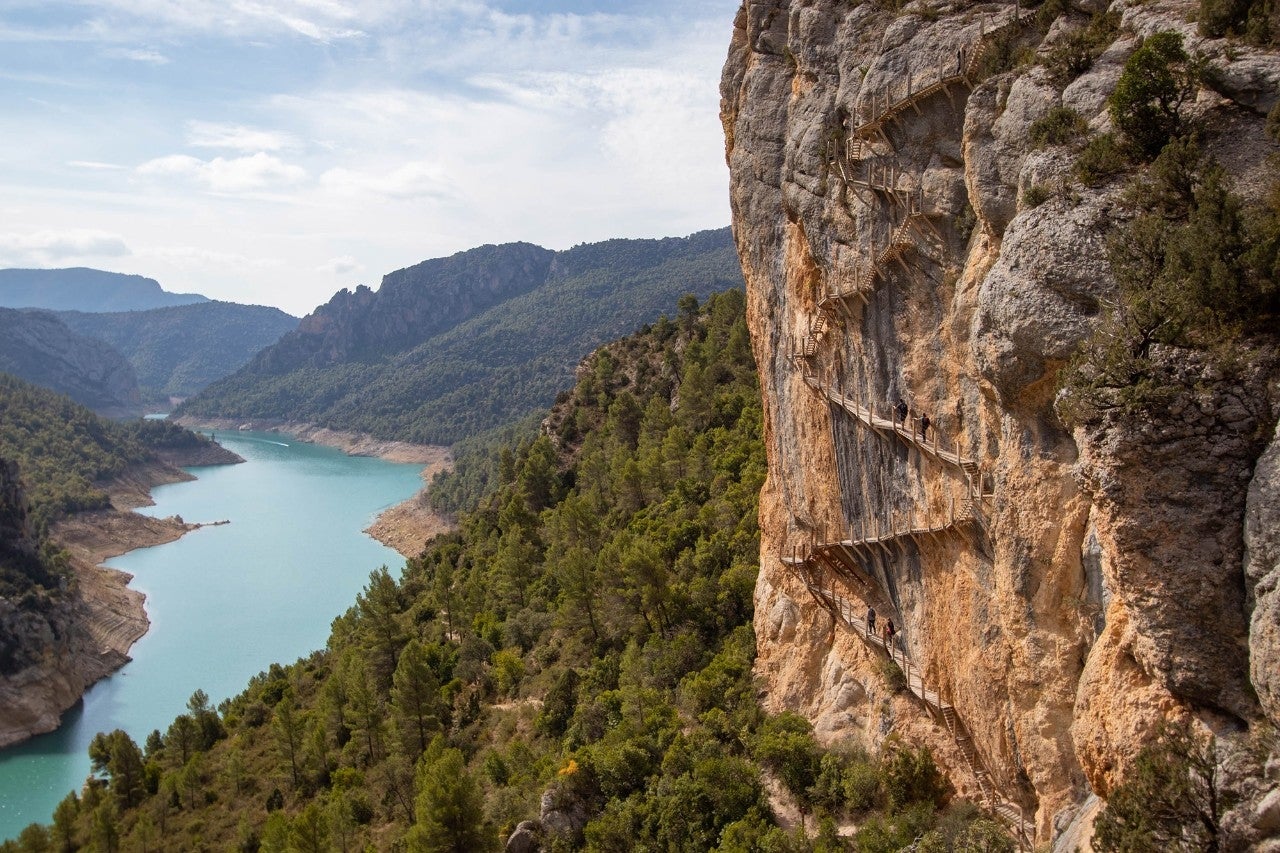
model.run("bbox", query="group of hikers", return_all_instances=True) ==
[893,398,930,441]
[865,605,897,648]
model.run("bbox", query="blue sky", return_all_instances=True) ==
[0,0,740,314]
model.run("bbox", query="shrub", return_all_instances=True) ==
[1201,0,1278,42]
[877,656,906,692]
[752,713,822,805]
[879,741,949,814]
[1093,719,1231,851]
[1022,184,1052,208]
[1043,10,1121,85]
[1109,31,1198,157]
[1030,106,1089,148]
[1075,132,1131,185]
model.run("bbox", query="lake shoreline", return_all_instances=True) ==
[0,449,242,750]
[174,417,458,557]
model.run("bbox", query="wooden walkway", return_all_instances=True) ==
[800,308,837,358]
[798,371,987,489]
[847,8,1030,144]
[778,557,1031,847]
[812,207,939,316]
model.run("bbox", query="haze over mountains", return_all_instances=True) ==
[0,268,297,411]
[56,303,297,403]
[0,269,207,313]
[0,309,141,415]
[179,228,744,444]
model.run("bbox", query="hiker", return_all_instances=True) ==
[895,398,908,424]
[885,617,897,647]
[866,606,877,636]
[957,47,965,73]
[918,413,930,441]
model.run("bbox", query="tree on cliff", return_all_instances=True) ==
[1094,719,1231,852]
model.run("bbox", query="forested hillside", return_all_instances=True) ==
[0,269,206,312]
[56,302,298,402]
[11,291,1009,852]
[0,309,141,415]
[178,229,744,444]
[0,374,219,536]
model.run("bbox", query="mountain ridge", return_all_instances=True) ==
[0,308,141,415]
[179,228,743,444]
[0,268,207,312]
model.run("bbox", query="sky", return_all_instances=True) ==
[0,0,741,316]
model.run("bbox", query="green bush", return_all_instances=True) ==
[1201,0,1278,42]
[1109,32,1198,158]
[1093,720,1229,851]
[1030,106,1089,148]
[879,741,949,814]
[1075,132,1132,186]
[1022,184,1052,208]
[1042,10,1121,85]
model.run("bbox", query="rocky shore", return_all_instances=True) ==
[0,444,242,749]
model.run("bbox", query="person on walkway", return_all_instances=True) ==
[918,413,931,441]
[895,398,908,425]
[866,606,876,636]
[957,47,966,74]
[884,617,897,647]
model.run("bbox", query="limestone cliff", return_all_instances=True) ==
[722,0,1280,846]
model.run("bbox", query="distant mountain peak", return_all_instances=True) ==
[0,268,208,313]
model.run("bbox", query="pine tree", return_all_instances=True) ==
[406,741,487,853]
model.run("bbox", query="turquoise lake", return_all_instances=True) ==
[0,430,425,840]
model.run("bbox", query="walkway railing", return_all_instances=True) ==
[776,554,1031,847]
[797,370,990,495]
[848,8,1031,143]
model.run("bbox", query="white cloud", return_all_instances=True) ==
[0,228,131,265]
[186,121,297,152]
[69,0,371,42]
[317,255,361,275]
[139,245,280,270]
[68,159,127,170]
[319,160,453,200]
[135,152,308,193]
[107,46,169,63]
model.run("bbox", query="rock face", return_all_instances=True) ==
[0,308,142,415]
[1247,421,1280,726]
[721,0,1280,845]
[0,457,149,747]
[0,443,239,748]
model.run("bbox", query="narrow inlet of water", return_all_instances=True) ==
[0,431,423,840]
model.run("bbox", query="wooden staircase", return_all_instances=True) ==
[800,308,838,358]
[778,556,1032,849]
[848,7,1032,144]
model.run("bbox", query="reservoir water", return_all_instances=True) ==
[0,430,425,840]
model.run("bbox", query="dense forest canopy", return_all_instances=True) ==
[0,373,214,537]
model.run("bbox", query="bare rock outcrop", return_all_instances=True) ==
[721,0,1280,846]
[1247,419,1280,726]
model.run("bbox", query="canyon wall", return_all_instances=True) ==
[721,0,1280,846]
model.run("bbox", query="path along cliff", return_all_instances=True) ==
[721,0,1280,846]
